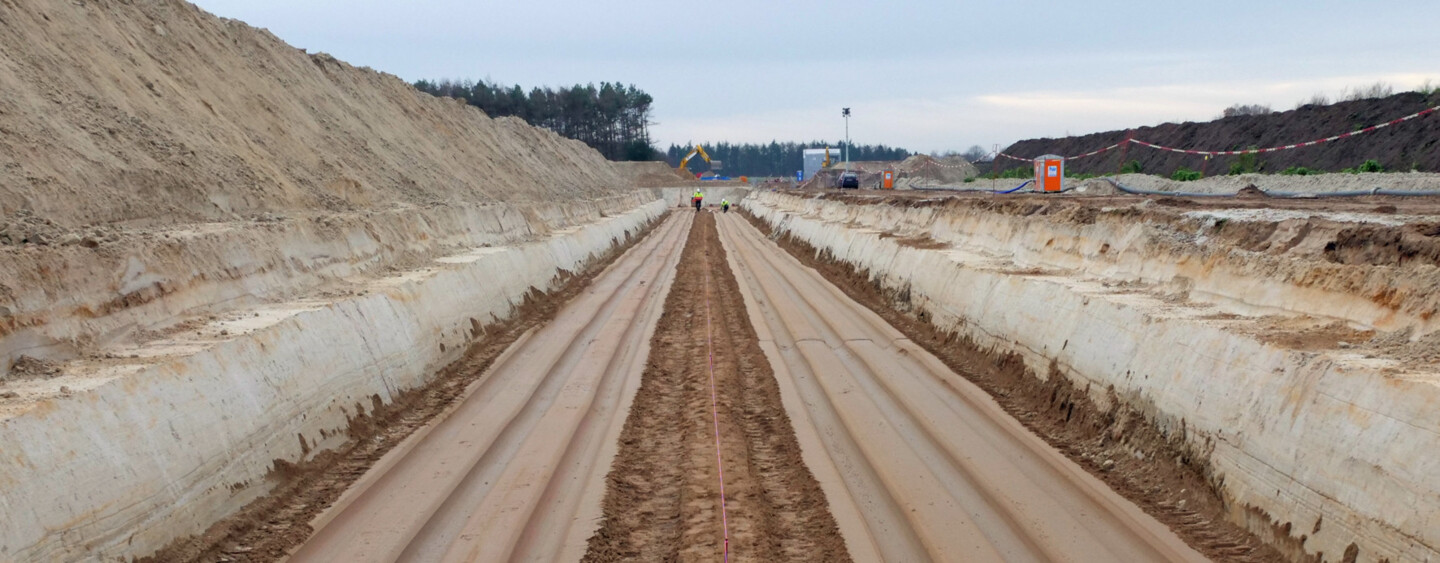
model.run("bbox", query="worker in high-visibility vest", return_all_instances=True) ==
[721,199,730,213]
[692,190,703,212]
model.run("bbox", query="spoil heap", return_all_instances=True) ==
[612,161,701,187]
[802,154,980,189]
[0,0,625,230]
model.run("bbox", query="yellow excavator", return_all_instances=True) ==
[678,145,712,176]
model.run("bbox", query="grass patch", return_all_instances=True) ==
[1170,167,1203,182]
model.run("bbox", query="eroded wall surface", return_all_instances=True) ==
[744,191,1439,562]
[0,200,668,560]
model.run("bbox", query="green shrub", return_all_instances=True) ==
[1119,160,1143,174]
[1171,167,1203,182]
[1279,166,1322,176]
[1227,149,1260,175]
[1357,159,1384,173]
[963,177,975,183]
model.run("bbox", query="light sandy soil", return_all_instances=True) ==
[806,188,1440,354]
[715,212,1208,561]
[610,161,700,187]
[1090,172,1440,195]
[0,0,624,229]
[281,213,690,562]
[138,214,667,562]
[583,211,850,562]
[0,0,645,403]
[152,202,1303,562]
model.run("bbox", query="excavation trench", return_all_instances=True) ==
[142,213,670,563]
[584,210,850,562]
[737,207,1285,562]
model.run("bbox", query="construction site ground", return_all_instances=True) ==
[3,2,1437,560]
[125,207,1304,562]
[765,187,1440,385]
[740,187,1440,562]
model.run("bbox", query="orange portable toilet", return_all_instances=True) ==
[1033,154,1064,192]
[882,170,895,189]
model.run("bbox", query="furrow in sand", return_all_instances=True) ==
[714,211,1208,562]
[288,211,690,562]
[583,211,851,562]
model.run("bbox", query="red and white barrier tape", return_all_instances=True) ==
[1068,142,1125,159]
[999,104,1438,161]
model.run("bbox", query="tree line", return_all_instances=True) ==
[665,142,912,177]
[413,79,658,161]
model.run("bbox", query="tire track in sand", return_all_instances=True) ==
[714,211,1209,562]
[287,211,689,562]
[583,211,851,562]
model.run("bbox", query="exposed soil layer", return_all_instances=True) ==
[1324,222,1440,267]
[819,188,1440,216]
[995,91,1440,175]
[141,216,662,563]
[796,189,1440,334]
[583,211,850,562]
[740,208,1287,562]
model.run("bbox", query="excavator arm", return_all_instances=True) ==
[678,145,711,174]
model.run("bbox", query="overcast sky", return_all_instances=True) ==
[190,0,1439,154]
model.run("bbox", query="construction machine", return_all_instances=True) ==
[678,145,712,176]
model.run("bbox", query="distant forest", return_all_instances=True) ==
[411,79,915,171]
[665,142,912,177]
[413,79,658,161]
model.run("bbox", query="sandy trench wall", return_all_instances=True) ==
[0,200,668,561]
[770,195,1439,337]
[743,191,1439,562]
[0,193,651,379]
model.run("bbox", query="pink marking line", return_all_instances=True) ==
[702,237,732,562]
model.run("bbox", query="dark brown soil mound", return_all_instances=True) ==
[998,92,1440,177]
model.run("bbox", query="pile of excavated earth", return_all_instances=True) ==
[804,154,981,189]
[2,0,1436,562]
[996,91,1440,176]
[610,160,701,187]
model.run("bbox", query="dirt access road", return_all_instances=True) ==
[286,212,690,562]
[714,211,1208,562]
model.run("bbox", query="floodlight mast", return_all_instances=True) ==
[842,107,851,172]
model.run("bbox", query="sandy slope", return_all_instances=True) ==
[0,0,625,229]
